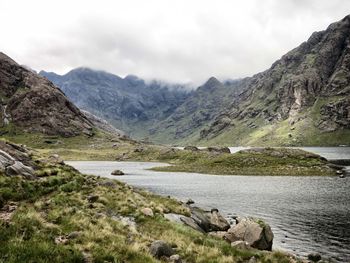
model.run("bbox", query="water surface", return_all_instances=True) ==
[67,147,350,262]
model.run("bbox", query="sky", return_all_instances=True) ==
[0,0,349,86]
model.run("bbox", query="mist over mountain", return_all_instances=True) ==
[40,68,192,138]
[41,15,350,146]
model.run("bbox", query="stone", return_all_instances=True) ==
[231,240,251,250]
[111,169,124,176]
[224,217,274,251]
[207,147,231,154]
[87,195,99,203]
[68,231,81,239]
[5,161,35,179]
[0,148,36,180]
[55,235,69,245]
[190,207,211,232]
[180,216,205,233]
[149,240,174,259]
[185,198,195,205]
[209,208,230,231]
[141,207,154,217]
[169,254,182,263]
[307,253,322,262]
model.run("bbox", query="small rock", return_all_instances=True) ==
[231,240,251,250]
[307,253,322,262]
[186,198,195,205]
[149,240,174,259]
[141,207,154,217]
[248,256,257,263]
[68,231,80,239]
[87,195,99,203]
[55,235,69,245]
[336,170,343,175]
[169,254,182,263]
[111,169,124,176]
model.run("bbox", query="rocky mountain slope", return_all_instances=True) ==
[40,68,191,139]
[0,53,94,137]
[196,14,350,146]
[41,15,350,146]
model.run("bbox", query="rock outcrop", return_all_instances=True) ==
[224,217,274,251]
[0,141,36,179]
[0,52,93,137]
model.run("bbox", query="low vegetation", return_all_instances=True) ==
[130,147,337,176]
[0,147,299,262]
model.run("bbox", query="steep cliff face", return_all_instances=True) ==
[0,53,94,137]
[197,15,350,146]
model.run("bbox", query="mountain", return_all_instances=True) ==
[0,52,95,137]
[149,77,247,143]
[40,68,191,139]
[194,15,350,146]
[40,15,350,146]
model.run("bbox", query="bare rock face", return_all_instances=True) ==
[199,15,350,143]
[0,141,36,179]
[224,217,274,251]
[0,52,93,137]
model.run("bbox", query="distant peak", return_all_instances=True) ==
[202,77,222,89]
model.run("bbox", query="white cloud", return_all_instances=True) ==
[0,0,349,85]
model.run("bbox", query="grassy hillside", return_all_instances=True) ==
[0,143,299,263]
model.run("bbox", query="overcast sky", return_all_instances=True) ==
[0,0,349,85]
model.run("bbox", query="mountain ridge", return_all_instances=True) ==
[40,15,350,146]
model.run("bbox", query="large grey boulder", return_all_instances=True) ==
[0,150,35,179]
[209,208,230,231]
[224,217,274,251]
[190,207,230,232]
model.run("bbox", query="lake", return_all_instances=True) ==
[67,147,350,262]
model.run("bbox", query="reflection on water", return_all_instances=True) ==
[67,147,350,262]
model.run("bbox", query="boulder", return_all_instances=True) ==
[190,207,230,232]
[164,213,205,233]
[307,253,322,262]
[5,161,35,179]
[185,198,195,205]
[224,217,274,251]
[149,240,174,259]
[111,169,124,176]
[0,149,35,179]
[190,207,211,232]
[141,207,154,217]
[209,208,230,231]
[180,216,205,233]
[207,147,231,154]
